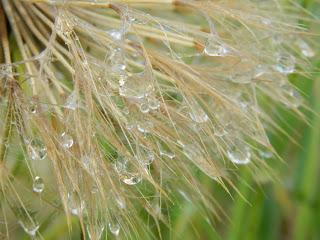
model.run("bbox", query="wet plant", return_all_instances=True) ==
[0,0,318,239]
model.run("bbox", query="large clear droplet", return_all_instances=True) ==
[188,103,209,123]
[138,146,155,166]
[87,224,105,240]
[296,39,314,58]
[108,222,120,236]
[139,100,150,114]
[107,29,122,41]
[274,52,295,74]
[60,132,74,149]
[67,191,85,216]
[114,156,142,185]
[27,139,47,161]
[18,220,39,237]
[204,37,229,57]
[148,96,161,110]
[281,84,303,108]
[227,141,251,165]
[33,176,44,193]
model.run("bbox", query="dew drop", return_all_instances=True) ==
[60,132,74,149]
[148,97,161,110]
[122,175,142,185]
[258,150,273,159]
[67,191,85,216]
[87,224,105,240]
[138,146,155,166]
[18,220,39,237]
[114,156,142,185]
[188,105,209,123]
[281,84,303,108]
[137,121,153,134]
[159,144,175,159]
[274,52,295,74]
[115,197,126,210]
[108,222,120,236]
[107,29,122,41]
[119,72,154,101]
[64,91,78,110]
[204,37,229,57]
[27,139,47,161]
[227,141,251,165]
[139,101,150,113]
[297,39,314,58]
[33,176,44,193]
[214,125,227,137]
[29,104,37,114]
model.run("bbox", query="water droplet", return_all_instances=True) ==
[91,185,98,194]
[227,141,251,165]
[148,97,161,110]
[204,37,229,57]
[64,91,78,110]
[60,132,74,149]
[261,17,272,25]
[274,53,295,74]
[68,191,85,216]
[138,146,155,166]
[139,101,150,113]
[258,150,273,159]
[114,156,142,185]
[119,72,154,101]
[159,144,175,159]
[107,29,122,41]
[297,39,314,58]
[115,196,126,209]
[27,139,47,161]
[87,224,105,240]
[29,104,37,114]
[188,105,209,123]
[33,176,44,193]
[214,125,227,137]
[137,121,153,134]
[254,65,269,78]
[18,220,39,237]
[108,222,120,236]
[281,84,303,108]
[81,155,91,170]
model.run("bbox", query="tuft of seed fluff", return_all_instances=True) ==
[0,0,316,239]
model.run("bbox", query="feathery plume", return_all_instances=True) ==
[0,0,317,239]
